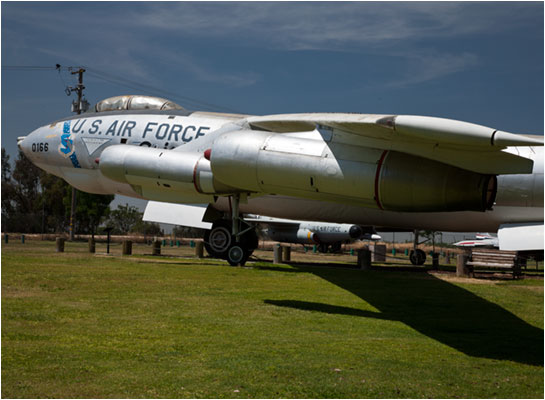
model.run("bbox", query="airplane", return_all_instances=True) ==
[454,233,499,248]
[18,94,544,266]
[141,201,380,254]
[246,215,381,253]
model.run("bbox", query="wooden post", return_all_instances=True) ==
[273,244,282,264]
[152,240,161,256]
[195,241,204,258]
[56,237,65,253]
[357,248,372,270]
[432,252,439,269]
[282,246,291,262]
[88,237,95,253]
[122,240,132,255]
[456,254,471,277]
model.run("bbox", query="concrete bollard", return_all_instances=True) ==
[122,240,132,255]
[56,237,65,253]
[357,248,372,270]
[370,244,386,262]
[273,244,282,264]
[88,238,96,253]
[456,254,471,277]
[195,241,204,258]
[152,240,161,256]
[282,246,291,262]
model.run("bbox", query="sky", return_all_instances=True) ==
[1,1,544,227]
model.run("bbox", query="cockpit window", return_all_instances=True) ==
[94,95,186,113]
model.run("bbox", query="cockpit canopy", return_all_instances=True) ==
[94,95,186,113]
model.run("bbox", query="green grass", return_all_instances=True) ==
[2,241,543,398]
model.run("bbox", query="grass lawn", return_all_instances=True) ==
[2,240,543,398]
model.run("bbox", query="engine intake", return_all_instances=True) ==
[99,145,237,203]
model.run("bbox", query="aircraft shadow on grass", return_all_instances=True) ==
[262,265,543,366]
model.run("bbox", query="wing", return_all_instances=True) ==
[143,201,212,229]
[244,113,543,174]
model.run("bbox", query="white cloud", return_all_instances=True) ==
[2,2,540,88]
[386,52,480,87]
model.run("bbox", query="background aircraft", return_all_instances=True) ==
[454,233,499,248]
[18,95,543,265]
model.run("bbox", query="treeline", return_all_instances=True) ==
[1,148,161,235]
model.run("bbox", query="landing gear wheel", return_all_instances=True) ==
[410,249,426,265]
[227,244,248,266]
[204,220,232,258]
[330,242,342,253]
[318,244,329,253]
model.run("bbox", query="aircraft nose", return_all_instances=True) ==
[17,135,31,156]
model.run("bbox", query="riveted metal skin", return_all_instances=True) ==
[210,130,496,212]
[99,145,237,203]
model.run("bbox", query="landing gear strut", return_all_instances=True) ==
[409,230,427,266]
[203,194,258,266]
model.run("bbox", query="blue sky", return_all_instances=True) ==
[2,1,543,161]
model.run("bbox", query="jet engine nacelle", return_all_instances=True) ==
[99,145,237,203]
[210,130,497,212]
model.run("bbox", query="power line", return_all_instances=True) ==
[84,67,241,113]
[3,64,243,113]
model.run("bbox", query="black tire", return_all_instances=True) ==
[318,244,329,253]
[204,220,232,258]
[227,244,248,266]
[330,242,342,253]
[410,249,426,265]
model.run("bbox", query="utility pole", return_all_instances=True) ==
[66,67,88,241]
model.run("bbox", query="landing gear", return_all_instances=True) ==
[226,244,248,267]
[204,220,232,259]
[330,242,342,253]
[203,194,258,266]
[318,244,329,253]
[410,249,426,266]
[317,242,343,254]
[409,230,427,266]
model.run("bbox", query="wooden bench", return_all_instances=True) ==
[467,248,523,278]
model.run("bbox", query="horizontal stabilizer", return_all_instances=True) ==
[143,201,212,229]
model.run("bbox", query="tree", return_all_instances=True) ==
[1,147,113,234]
[104,204,142,234]
[39,172,71,233]
[1,148,15,230]
[2,150,42,232]
[131,219,162,235]
[172,225,206,238]
[70,190,114,235]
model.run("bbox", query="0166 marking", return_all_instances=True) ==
[31,142,49,152]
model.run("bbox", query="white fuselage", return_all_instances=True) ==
[19,110,543,233]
